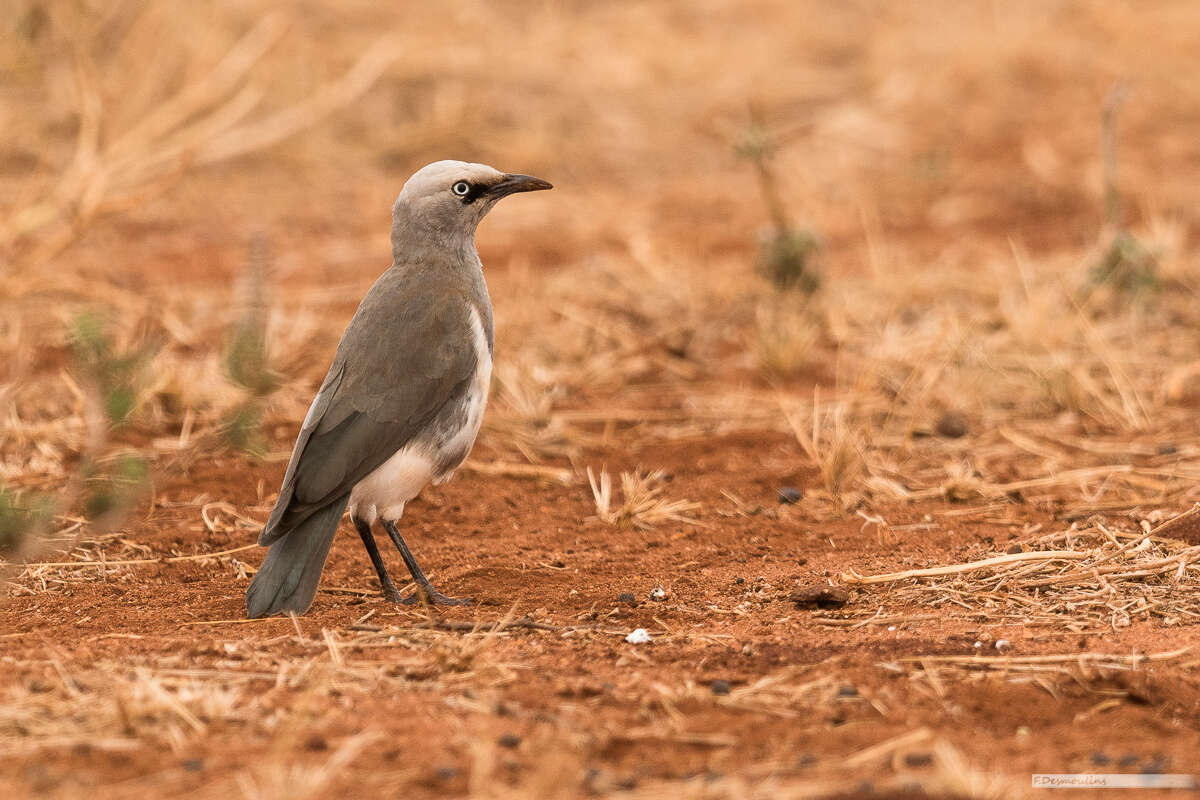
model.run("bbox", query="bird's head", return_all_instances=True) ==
[392,160,552,254]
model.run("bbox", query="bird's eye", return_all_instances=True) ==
[452,181,471,196]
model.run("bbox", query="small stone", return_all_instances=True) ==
[903,752,933,767]
[837,685,858,697]
[778,487,802,504]
[711,679,731,695]
[935,411,968,438]
[790,585,850,609]
[1006,543,1023,554]
[735,577,745,585]
[1158,443,1178,455]
[497,733,521,749]
[304,735,328,751]
[617,592,637,605]
[1118,754,1139,768]
[994,639,1012,652]
[625,628,652,644]
[434,766,460,781]
[649,586,667,602]
[182,759,205,772]
[1090,752,1110,766]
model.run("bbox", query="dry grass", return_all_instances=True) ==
[834,506,1200,633]
[587,467,701,530]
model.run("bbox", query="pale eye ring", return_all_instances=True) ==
[452,181,471,196]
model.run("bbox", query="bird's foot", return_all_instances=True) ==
[399,588,472,606]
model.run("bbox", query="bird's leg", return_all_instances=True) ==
[353,517,405,602]
[380,518,471,606]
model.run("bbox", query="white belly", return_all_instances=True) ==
[348,306,492,526]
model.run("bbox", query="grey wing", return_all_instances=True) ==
[258,360,345,544]
[260,279,476,545]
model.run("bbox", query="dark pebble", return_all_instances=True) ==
[497,733,521,749]
[182,759,204,772]
[935,411,968,438]
[304,735,328,751]
[1090,752,1110,766]
[711,679,731,695]
[1158,443,1178,455]
[735,577,745,585]
[790,585,850,609]
[904,752,933,767]
[1118,754,1139,768]
[797,754,817,768]
[617,592,637,604]
[778,487,802,504]
[837,685,858,697]
[1006,543,1023,554]
[435,766,460,781]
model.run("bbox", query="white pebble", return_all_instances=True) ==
[649,586,667,601]
[995,638,1012,652]
[625,628,652,644]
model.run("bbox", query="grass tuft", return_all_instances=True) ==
[587,467,701,530]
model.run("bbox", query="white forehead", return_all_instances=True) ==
[401,160,504,196]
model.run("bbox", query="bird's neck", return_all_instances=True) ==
[390,206,483,270]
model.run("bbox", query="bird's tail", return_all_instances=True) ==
[245,494,349,618]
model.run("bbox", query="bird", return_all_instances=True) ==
[245,160,552,618]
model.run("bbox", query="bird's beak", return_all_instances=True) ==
[488,173,553,198]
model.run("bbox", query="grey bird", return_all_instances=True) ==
[245,160,552,619]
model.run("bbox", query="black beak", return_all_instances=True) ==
[488,173,553,198]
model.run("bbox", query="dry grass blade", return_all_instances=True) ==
[784,389,865,508]
[900,646,1191,667]
[460,460,575,485]
[842,726,932,768]
[840,550,1092,585]
[587,467,701,529]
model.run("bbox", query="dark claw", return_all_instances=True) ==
[399,590,473,607]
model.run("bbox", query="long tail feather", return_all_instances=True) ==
[245,494,349,618]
